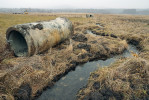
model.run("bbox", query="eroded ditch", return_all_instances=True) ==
[36,45,139,100]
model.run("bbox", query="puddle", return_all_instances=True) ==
[85,30,96,35]
[96,23,104,28]
[37,45,139,100]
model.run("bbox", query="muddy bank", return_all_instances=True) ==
[37,45,138,100]
[1,14,149,100]
[77,57,149,100]
[77,17,149,100]
[0,29,127,99]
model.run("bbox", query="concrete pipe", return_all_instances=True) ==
[86,14,94,18]
[6,17,73,57]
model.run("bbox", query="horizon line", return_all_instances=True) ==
[0,8,149,9]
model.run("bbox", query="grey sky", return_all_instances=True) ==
[0,0,148,9]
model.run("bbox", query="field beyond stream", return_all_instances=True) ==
[0,13,149,100]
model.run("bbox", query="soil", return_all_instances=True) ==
[1,13,149,100]
[72,34,88,42]
[0,15,128,100]
[77,14,149,100]
[77,58,149,100]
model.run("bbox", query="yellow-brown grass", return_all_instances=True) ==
[78,58,149,100]
[1,13,149,100]
[77,14,149,100]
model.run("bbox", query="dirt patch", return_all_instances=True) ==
[77,43,91,51]
[110,34,118,38]
[72,34,88,42]
[14,83,32,100]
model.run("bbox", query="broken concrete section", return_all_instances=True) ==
[86,14,94,18]
[6,17,73,57]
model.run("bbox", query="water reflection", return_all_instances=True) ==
[37,45,138,100]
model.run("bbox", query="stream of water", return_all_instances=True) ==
[37,45,139,100]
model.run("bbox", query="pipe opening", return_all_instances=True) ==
[8,30,28,57]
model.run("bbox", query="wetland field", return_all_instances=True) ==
[0,13,149,100]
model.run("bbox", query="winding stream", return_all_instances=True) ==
[37,45,139,100]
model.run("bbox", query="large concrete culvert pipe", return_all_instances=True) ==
[6,17,73,57]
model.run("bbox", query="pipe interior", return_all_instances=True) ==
[8,30,28,56]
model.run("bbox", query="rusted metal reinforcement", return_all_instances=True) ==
[6,17,73,57]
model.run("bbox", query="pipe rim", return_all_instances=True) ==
[6,27,33,57]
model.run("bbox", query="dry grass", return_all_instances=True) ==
[0,14,57,34]
[1,13,149,100]
[77,14,149,100]
[0,14,57,62]
[78,58,149,100]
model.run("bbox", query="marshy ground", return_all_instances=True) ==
[0,13,149,100]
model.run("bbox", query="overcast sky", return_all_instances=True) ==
[0,0,148,9]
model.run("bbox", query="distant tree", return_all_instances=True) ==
[123,9,136,14]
